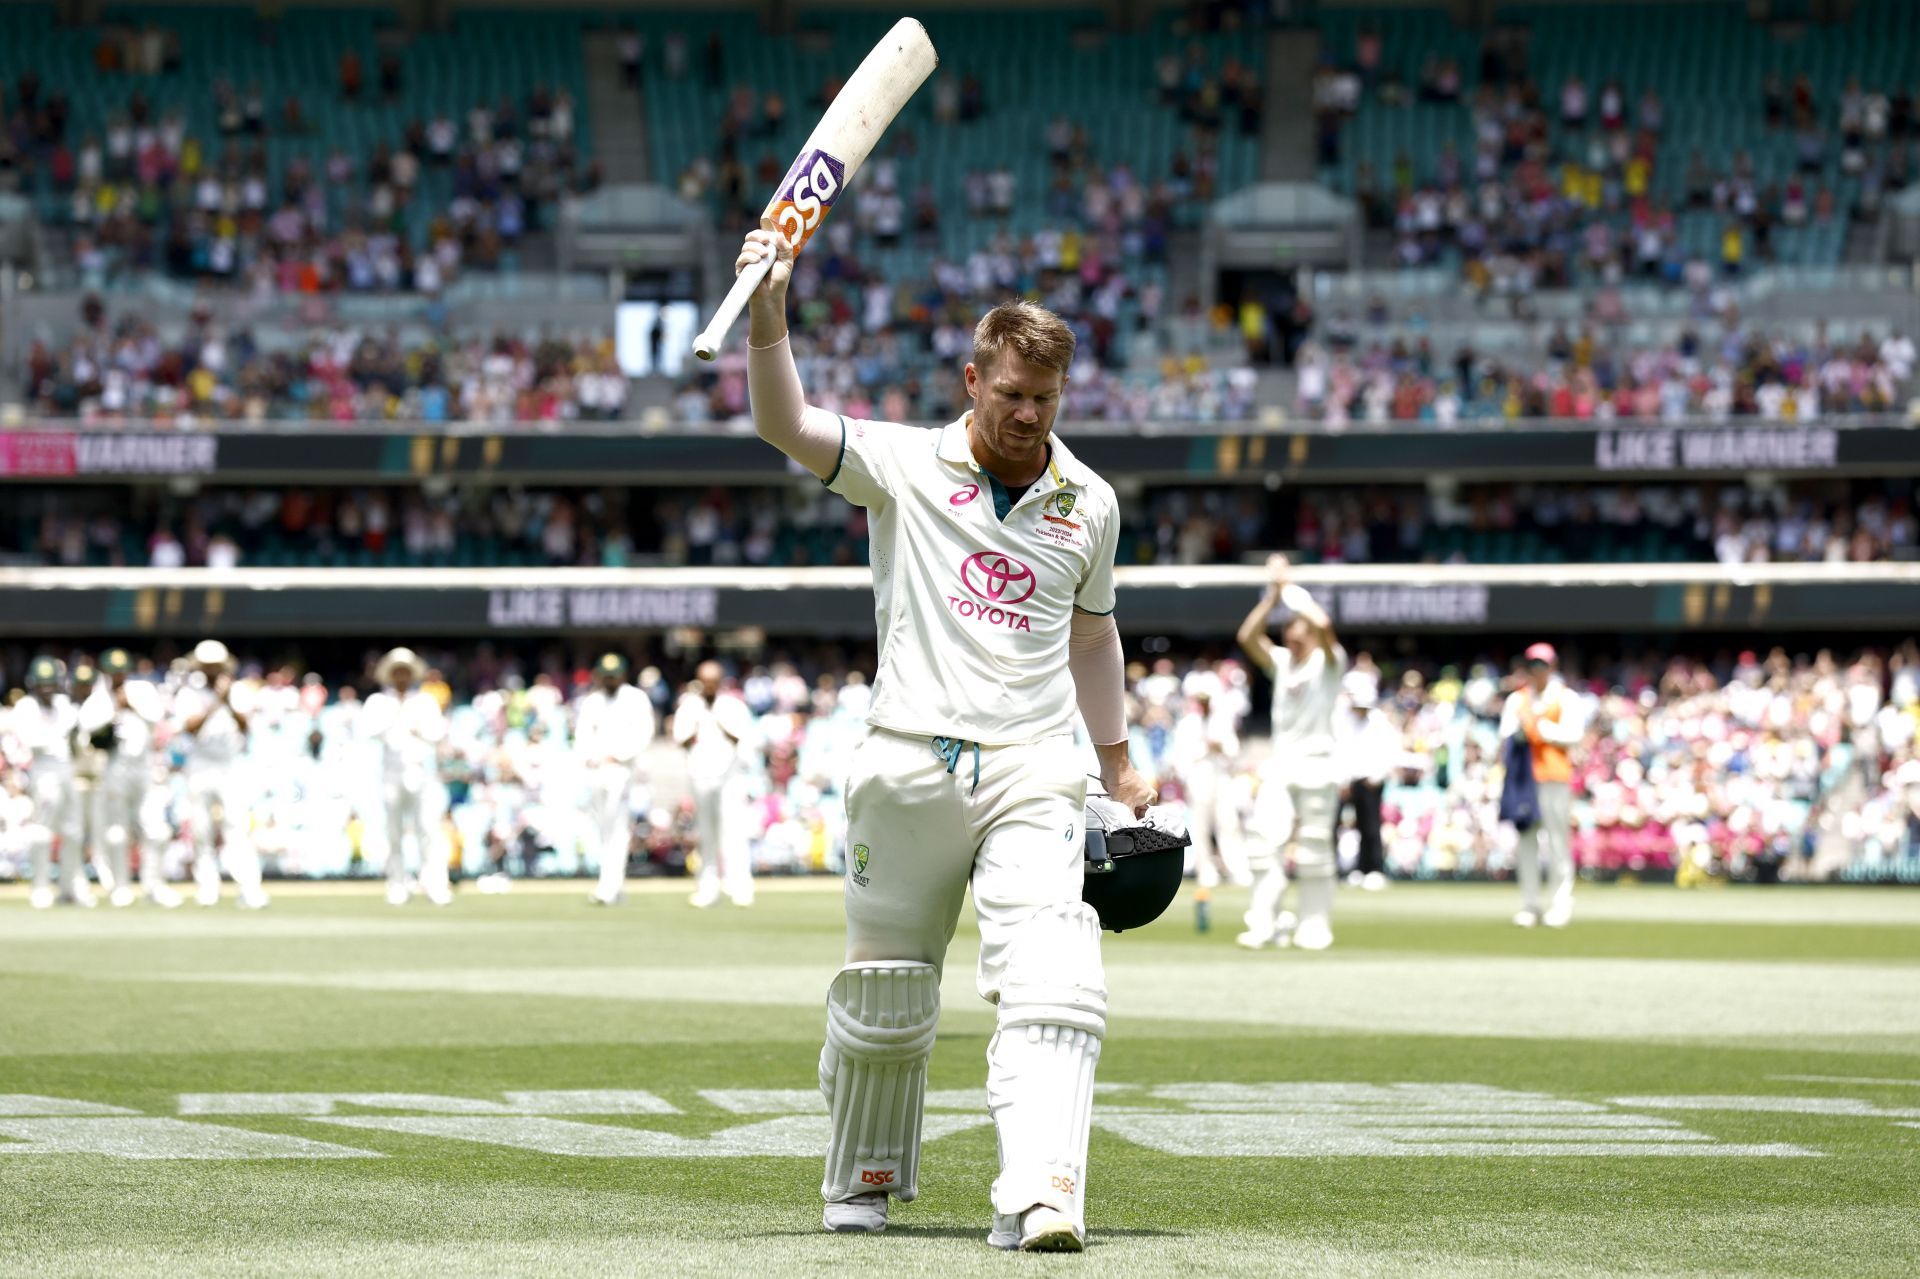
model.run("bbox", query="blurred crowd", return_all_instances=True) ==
[1290,478,1919,566]
[1318,23,1920,289]
[0,643,879,886]
[8,478,1915,572]
[1296,322,1916,423]
[21,311,625,422]
[5,639,1916,891]
[1123,643,1920,884]
[13,46,600,293]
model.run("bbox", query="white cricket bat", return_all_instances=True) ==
[692,17,938,361]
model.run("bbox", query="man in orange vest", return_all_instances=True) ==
[1500,643,1584,928]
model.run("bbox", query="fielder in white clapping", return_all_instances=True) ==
[14,657,91,909]
[736,226,1154,1251]
[1237,554,1349,951]
[170,640,270,909]
[673,660,756,909]
[575,652,655,906]
[78,649,178,907]
[361,648,452,906]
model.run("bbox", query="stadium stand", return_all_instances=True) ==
[640,7,1263,403]
[1315,0,1920,278]
[0,6,597,290]
[2,0,1917,892]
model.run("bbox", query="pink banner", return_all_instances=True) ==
[0,432,77,477]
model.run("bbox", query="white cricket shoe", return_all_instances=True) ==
[197,881,221,907]
[1513,909,1540,928]
[109,885,137,909]
[1272,910,1299,948]
[29,886,56,910]
[1361,871,1389,892]
[146,883,184,909]
[1345,870,1364,887]
[729,893,755,909]
[65,882,98,908]
[1542,904,1573,929]
[588,888,624,906]
[1293,918,1334,951]
[1234,927,1274,950]
[237,886,270,910]
[385,882,411,907]
[424,884,453,908]
[822,1192,888,1234]
[688,886,721,909]
[1016,1206,1084,1253]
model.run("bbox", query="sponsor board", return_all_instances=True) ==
[0,1085,1832,1160]
[1594,426,1840,473]
[487,588,720,630]
[0,433,221,478]
[1333,585,1491,627]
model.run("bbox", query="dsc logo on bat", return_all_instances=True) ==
[771,150,847,251]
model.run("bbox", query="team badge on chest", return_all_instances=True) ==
[1036,489,1089,549]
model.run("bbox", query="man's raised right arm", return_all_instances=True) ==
[741,228,841,481]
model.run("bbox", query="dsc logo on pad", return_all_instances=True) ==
[859,1168,896,1186]
[771,150,846,251]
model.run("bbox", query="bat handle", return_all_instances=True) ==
[692,255,774,362]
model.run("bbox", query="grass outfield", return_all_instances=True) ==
[3,879,1918,1277]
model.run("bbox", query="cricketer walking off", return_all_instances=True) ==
[737,224,1155,1252]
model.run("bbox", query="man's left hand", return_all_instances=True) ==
[1101,756,1158,819]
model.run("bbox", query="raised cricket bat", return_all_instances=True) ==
[691,17,938,361]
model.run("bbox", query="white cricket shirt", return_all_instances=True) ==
[78,680,167,760]
[10,695,77,765]
[172,678,256,771]
[1269,644,1349,771]
[673,692,755,785]
[827,412,1119,746]
[574,684,656,765]
[360,689,447,787]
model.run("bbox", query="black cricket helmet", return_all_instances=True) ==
[1081,794,1191,932]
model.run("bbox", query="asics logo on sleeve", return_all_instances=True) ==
[959,552,1036,604]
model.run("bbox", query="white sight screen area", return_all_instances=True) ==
[616,302,700,378]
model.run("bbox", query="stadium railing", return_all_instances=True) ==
[3,563,1914,639]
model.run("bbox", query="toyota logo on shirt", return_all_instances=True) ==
[959,551,1037,604]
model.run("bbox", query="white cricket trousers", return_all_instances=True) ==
[384,778,450,894]
[1185,758,1250,890]
[587,765,634,897]
[95,761,166,893]
[840,727,1088,986]
[186,768,264,895]
[837,726,1097,1232]
[1246,776,1340,939]
[1516,780,1574,917]
[691,773,753,905]
[28,763,84,898]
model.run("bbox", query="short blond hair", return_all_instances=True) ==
[972,301,1076,377]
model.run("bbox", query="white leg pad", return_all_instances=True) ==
[818,961,940,1203]
[987,902,1106,1235]
[1289,783,1340,877]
